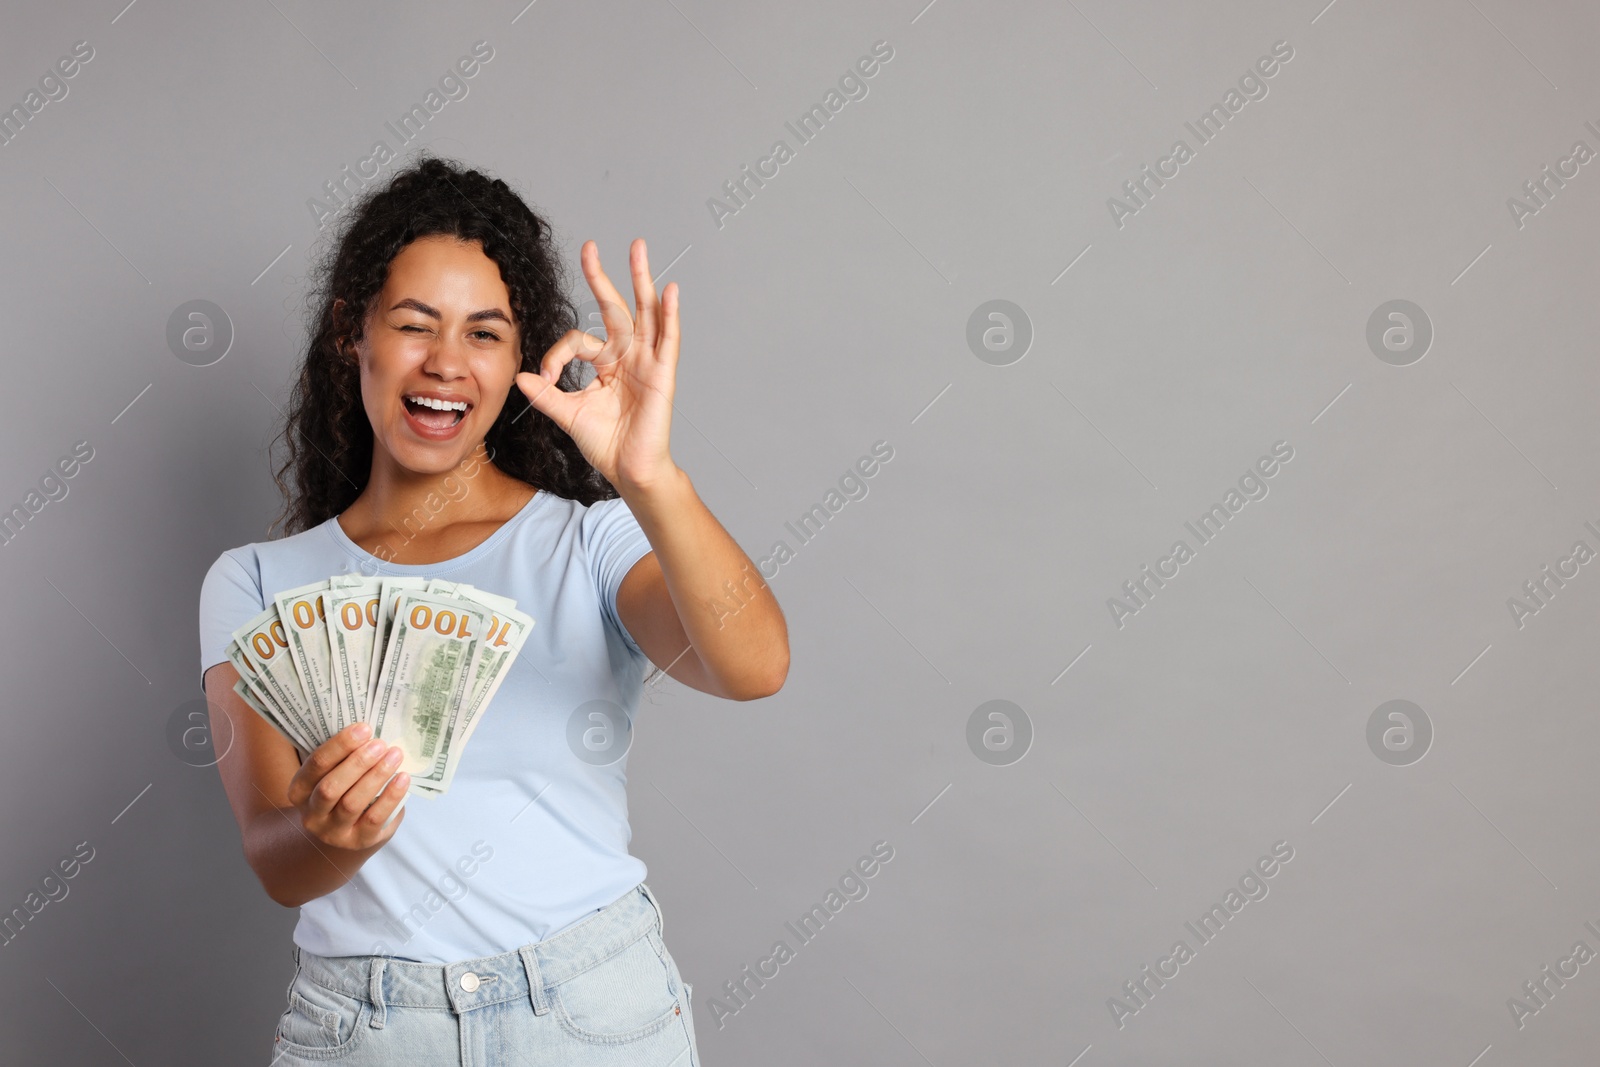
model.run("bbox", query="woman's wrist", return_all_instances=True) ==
[615,461,690,504]
[247,805,378,907]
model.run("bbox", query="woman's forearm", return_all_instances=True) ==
[619,466,789,698]
[244,804,385,908]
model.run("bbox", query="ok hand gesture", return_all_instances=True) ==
[515,239,680,493]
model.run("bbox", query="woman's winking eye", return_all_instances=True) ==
[394,323,502,342]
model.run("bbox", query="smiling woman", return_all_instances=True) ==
[333,235,531,493]
[197,155,787,1064]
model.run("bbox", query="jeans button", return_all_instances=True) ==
[460,972,480,992]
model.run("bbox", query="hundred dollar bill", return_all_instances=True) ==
[325,574,382,730]
[368,577,429,710]
[432,582,531,729]
[426,581,523,721]
[461,594,533,733]
[231,607,323,747]
[226,642,313,752]
[369,590,489,795]
[275,580,338,741]
[424,583,534,794]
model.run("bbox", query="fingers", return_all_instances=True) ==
[303,735,401,821]
[363,788,408,839]
[658,281,680,369]
[288,723,373,807]
[513,239,675,445]
[532,327,605,386]
[626,238,677,367]
[336,753,408,825]
[580,241,635,366]
[516,375,569,435]
[285,720,411,849]
[629,238,660,352]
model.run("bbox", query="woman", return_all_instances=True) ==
[198,156,788,1064]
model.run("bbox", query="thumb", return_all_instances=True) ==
[515,371,577,430]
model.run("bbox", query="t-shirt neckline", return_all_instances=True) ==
[322,489,553,575]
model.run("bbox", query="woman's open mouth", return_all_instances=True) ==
[402,393,472,439]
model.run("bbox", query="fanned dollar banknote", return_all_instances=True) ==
[222,575,534,797]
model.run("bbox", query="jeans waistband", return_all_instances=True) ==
[290,882,665,1023]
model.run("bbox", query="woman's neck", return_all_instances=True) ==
[336,444,537,564]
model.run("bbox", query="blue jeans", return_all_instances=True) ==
[269,882,700,1065]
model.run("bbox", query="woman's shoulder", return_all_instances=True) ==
[517,492,640,550]
[202,520,344,591]
[213,518,339,561]
[500,489,625,538]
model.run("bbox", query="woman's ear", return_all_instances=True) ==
[331,298,360,363]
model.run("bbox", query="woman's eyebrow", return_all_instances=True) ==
[389,297,511,325]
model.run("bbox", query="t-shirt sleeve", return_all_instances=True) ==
[579,496,655,658]
[198,547,266,688]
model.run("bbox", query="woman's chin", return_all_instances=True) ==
[381,434,480,476]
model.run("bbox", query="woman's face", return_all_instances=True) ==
[350,234,522,477]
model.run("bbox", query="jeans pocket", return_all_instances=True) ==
[274,977,370,1059]
[551,927,683,1044]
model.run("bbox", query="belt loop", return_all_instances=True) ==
[518,945,549,1016]
[368,957,388,1029]
[639,881,664,938]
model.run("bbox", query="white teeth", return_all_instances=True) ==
[406,396,468,411]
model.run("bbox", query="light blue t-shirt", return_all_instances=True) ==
[197,490,656,963]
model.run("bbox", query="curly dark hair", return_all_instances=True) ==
[269,154,615,536]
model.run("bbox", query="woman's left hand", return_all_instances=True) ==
[515,238,680,493]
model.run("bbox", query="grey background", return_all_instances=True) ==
[2,0,1597,1063]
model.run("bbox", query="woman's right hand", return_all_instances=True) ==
[286,723,410,851]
